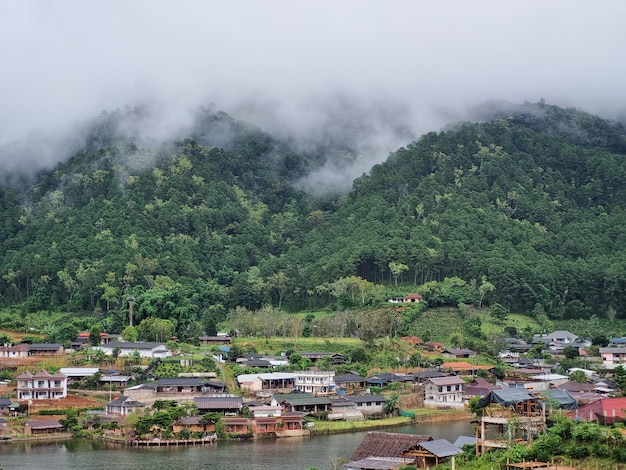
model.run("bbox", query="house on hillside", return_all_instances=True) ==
[293,370,335,395]
[388,294,423,303]
[300,352,345,365]
[58,367,100,383]
[599,346,626,370]
[424,376,465,408]
[442,348,477,359]
[236,372,295,394]
[365,372,414,388]
[16,370,67,400]
[465,377,500,398]
[28,343,64,356]
[0,343,29,358]
[346,431,432,469]
[198,335,231,346]
[334,371,367,391]
[96,341,171,358]
[194,396,243,415]
[533,330,579,345]
[571,397,626,425]
[441,361,494,376]
[105,395,146,417]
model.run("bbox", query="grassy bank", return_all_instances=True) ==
[308,409,470,435]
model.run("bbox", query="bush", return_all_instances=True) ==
[567,445,590,459]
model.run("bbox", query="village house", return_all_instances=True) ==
[365,372,414,388]
[388,294,423,303]
[122,377,225,404]
[465,377,500,398]
[58,367,100,383]
[570,397,626,425]
[96,341,172,358]
[525,373,570,391]
[293,370,335,395]
[347,395,387,416]
[235,353,289,368]
[442,348,477,359]
[28,343,64,356]
[194,396,243,415]
[441,361,494,376]
[0,343,29,358]
[533,330,579,345]
[16,370,67,400]
[221,417,250,436]
[172,416,217,435]
[424,376,465,408]
[300,352,345,365]
[328,397,363,421]
[198,335,231,346]
[24,419,64,436]
[272,393,332,414]
[599,346,626,369]
[105,395,146,417]
[99,373,132,389]
[236,372,295,394]
[411,439,464,468]
[346,431,432,469]
[334,371,367,391]
[248,405,282,418]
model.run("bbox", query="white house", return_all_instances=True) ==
[16,370,67,400]
[95,341,172,358]
[58,367,100,382]
[424,376,465,409]
[236,372,296,393]
[294,370,335,396]
[105,395,146,416]
[534,330,579,345]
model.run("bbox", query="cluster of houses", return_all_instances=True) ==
[1,327,625,445]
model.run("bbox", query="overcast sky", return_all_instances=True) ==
[1,1,626,178]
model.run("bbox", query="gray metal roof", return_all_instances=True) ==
[419,439,463,458]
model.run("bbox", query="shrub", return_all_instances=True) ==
[567,445,590,459]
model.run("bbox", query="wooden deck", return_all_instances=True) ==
[128,435,217,447]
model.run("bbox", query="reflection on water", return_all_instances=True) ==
[0,420,475,470]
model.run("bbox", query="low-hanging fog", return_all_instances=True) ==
[1,1,626,191]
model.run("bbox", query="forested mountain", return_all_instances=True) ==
[1,101,626,338]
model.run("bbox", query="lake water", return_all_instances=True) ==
[0,420,475,470]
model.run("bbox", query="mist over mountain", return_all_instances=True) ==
[1,101,626,341]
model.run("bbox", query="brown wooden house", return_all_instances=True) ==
[24,419,64,435]
[222,417,250,436]
[347,431,432,469]
[172,416,217,435]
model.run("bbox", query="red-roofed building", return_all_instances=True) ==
[441,361,495,376]
[389,294,423,303]
[571,397,626,425]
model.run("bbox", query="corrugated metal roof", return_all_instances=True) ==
[419,439,463,458]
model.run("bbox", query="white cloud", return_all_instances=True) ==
[1,0,625,177]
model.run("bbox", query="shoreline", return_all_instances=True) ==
[0,410,473,445]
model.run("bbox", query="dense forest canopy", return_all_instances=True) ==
[1,101,626,338]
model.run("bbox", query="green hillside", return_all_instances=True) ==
[1,102,626,340]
